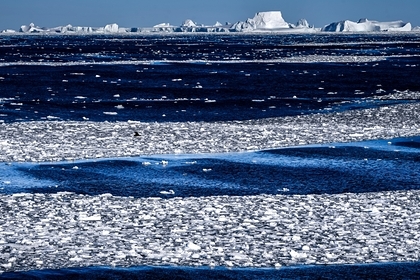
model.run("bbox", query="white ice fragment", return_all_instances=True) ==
[292,235,301,241]
[79,214,101,221]
[142,162,152,166]
[218,216,228,222]
[187,242,201,251]
[349,133,364,137]
[72,166,79,170]
[103,112,118,115]
[115,105,124,109]
[225,261,234,267]
[113,94,120,98]
[290,250,307,259]
[159,190,175,195]
[69,257,83,262]
[1,263,12,269]
[203,168,212,172]
[326,253,337,259]
[231,253,248,260]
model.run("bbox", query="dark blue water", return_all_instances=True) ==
[1,262,420,280]
[0,33,419,123]
[1,136,419,197]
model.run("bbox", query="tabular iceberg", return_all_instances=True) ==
[232,11,290,31]
[231,11,315,32]
[19,23,47,33]
[16,23,124,34]
[322,18,412,32]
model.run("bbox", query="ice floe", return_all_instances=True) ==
[0,102,419,163]
[0,190,420,272]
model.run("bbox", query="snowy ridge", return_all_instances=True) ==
[1,102,420,163]
[1,190,420,272]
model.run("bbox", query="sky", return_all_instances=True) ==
[0,0,419,30]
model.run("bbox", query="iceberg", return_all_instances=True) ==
[181,19,197,28]
[153,23,176,32]
[3,11,414,34]
[19,23,47,33]
[232,11,291,32]
[322,18,412,32]
[295,19,310,28]
[104,23,119,33]
[251,11,290,29]
[231,11,317,32]
[16,23,122,34]
[1,29,16,33]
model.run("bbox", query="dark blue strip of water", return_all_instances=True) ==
[2,137,420,197]
[1,262,419,280]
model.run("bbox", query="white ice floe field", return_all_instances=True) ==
[0,32,420,277]
[1,190,420,271]
[1,103,420,163]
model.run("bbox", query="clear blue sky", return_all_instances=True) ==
[0,0,418,30]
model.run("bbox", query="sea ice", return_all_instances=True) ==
[0,102,419,163]
[1,190,420,271]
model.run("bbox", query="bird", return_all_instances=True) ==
[134,131,140,137]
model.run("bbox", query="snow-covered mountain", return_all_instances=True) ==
[1,11,414,34]
[322,18,412,32]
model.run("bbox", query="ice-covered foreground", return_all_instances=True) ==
[1,103,419,162]
[1,102,420,273]
[1,190,420,272]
